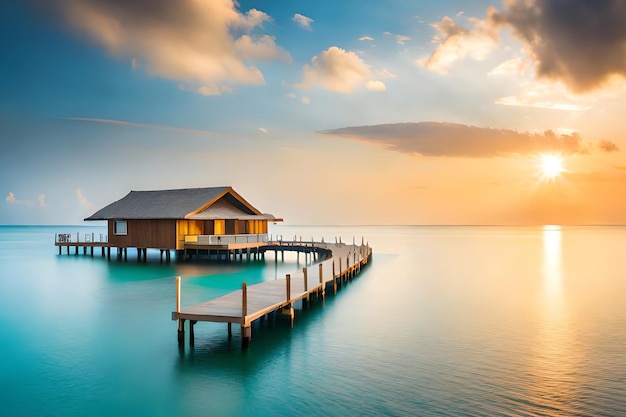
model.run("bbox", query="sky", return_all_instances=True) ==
[2,0,626,225]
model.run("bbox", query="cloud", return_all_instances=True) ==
[376,69,397,79]
[416,14,499,74]
[359,36,374,41]
[384,32,411,45]
[487,57,527,76]
[38,194,46,208]
[494,81,591,111]
[5,192,31,206]
[296,46,372,94]
[292,13,313,31]
[179,84,234,96]
[598,140,619,153]
[233,34,291,62]
[67,117,221,137]
[423,1,626,92]
[35,0,291,93]
[323,122,590,158]
[6,192,16,204]
[490,0,626,92]
[76,187,97,212]
[258,127,268,134]
[366,80,386,92]
[394,35,411,45]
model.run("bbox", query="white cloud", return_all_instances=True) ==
[5,192,31,206]
[292,13,313,31]
[258,127,268,134]
[395,35,411,45]
[366,80,386,92]
[384,32,411,45]
[38,194,46,208]
[179,83,235,96]
[76,187,97,212]
[487,57,527,76]
[296,46,372,94]
[359,36,374,41]
[417,14,499,74]
[495,81,591,111]
[376,68,397,79]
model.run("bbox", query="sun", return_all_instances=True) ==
[539,154,565,180]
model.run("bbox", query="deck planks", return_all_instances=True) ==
[173,242,371,345]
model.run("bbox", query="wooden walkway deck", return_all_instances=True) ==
[172,241,372,348]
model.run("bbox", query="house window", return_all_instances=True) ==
[214,220,225,235]
[114,220,127,235]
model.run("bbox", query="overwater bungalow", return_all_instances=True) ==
[82,186,282,261]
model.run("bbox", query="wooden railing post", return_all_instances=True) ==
[319,263,324,297]
[339,257,343,281]
[303,267,308,292]
[242,282,248,319]
[319,263,323,284]
[176,276,181,314]
[286,274,291,301]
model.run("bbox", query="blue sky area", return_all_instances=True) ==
[3,1,626,225]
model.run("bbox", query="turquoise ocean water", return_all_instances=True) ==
[1,224,625,416]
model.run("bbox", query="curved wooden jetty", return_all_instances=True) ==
[172,241,372,348]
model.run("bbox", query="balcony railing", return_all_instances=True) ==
[56,232,108,244]
[184,233,269,246]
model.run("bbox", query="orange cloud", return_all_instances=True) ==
[323,122,590,157]
[597,140,619,153]
[36,0,290,93]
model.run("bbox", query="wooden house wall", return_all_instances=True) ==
[204,220,215,235]
[107,218,269,250]
[108,220,177,249]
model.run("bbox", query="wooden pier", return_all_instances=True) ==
[172,241,372,349]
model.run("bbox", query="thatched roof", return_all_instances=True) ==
[85,186,281,221]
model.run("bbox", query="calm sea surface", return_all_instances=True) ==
[1,225,625,417]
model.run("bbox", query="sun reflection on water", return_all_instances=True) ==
[542,225,563,297]
[521,225,583,415]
